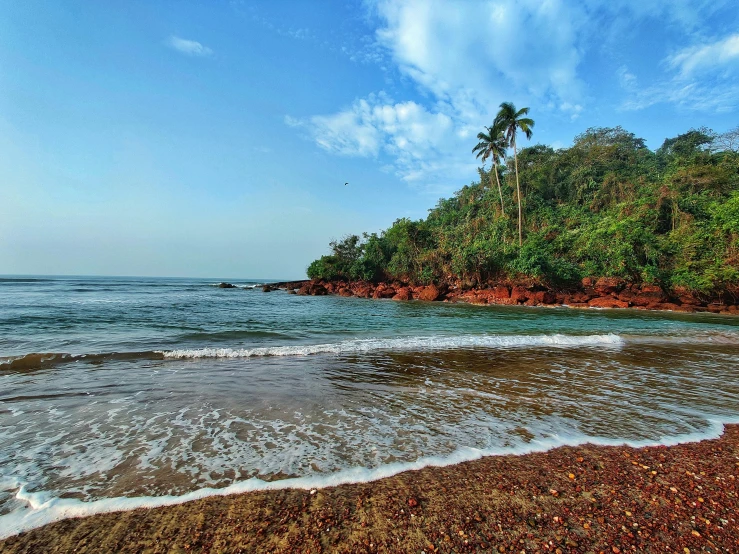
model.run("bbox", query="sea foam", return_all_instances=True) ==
[1,417,736,540]
[160,333,624,359]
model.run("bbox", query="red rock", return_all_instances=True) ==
[570,292,592,303]
[581,277,596,288]
[311,284,328,296]
[392,287,412,301]
[353,284,374,298]
[672,286,701,306]
[594,277,626,295]
[588,297,629,309]
[490,286,510,300]
[417,284,441,302]
[370,284,394,299]
[631,285,666,307]
[533,291,556,304]
[510,286,529,303]
[652,302,681,311]
[338,288,352,297]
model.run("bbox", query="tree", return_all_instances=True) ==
[714,126,739,153]
[472,121,508,215]
[495,102,534,246]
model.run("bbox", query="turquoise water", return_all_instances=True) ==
[1,275,738,536]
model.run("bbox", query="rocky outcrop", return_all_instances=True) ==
[588,297,629,309]
[272,278,737,315]
[417,284,442,302]
[392,287,412,301]
[297,282,328,296]
[217,282,237,289]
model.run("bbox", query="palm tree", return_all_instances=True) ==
[472,122,507,215]
[494,102,534,246]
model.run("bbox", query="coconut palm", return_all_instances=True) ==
[472,122,507,215]
[494,102,534,246]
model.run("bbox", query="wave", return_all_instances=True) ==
[6,329,739,371]
[0,351,164,371]
[2,417,736,540]
[0,334,621,371]
[161,333,624,359]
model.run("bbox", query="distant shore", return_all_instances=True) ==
[266,278,739,316]
[3,426,738,553]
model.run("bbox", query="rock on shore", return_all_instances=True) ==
[288,277,739,315]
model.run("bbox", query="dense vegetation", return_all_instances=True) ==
[308,123,739,297]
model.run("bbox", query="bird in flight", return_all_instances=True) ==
[344,182,348,186]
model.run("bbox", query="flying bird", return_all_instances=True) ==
[344,182,348,186]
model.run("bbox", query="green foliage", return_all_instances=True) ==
[308,125,739,295]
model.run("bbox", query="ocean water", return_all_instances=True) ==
[1,275,738,537]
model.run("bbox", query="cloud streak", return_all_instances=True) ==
[667,34,739,78]
[622,33,739,113]
[166,36,213,57]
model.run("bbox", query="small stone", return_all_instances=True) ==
[568,473,575,480]
[691,530,701,537]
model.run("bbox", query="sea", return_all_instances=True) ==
[1,275,738,537]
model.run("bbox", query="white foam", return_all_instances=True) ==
[160,333,624,359]
[2,416,736,540]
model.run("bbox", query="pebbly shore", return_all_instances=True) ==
[2,426,738,553]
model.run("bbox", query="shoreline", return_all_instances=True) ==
[2,426,738,553]
[276,278,739,316]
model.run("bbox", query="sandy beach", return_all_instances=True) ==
[2,425,737,553]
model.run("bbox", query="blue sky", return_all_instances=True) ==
[1,0,737,279]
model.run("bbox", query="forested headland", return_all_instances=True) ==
[307,121,739,307]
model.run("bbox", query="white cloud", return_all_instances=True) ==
[288,93,478,191]
[667,34,739,78]
[289,0,738,192]
[374,0,586,113]
[622,33,739,112]
[617,66,637,90]
[166,36,213,57]
[290,0,587,193]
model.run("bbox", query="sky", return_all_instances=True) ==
[1,0,737,279]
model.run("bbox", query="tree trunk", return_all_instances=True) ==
[514,139,522,246]
[493,161,505,215]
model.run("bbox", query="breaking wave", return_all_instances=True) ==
[160,333,624,359]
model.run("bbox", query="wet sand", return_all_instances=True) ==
[2,426,738,553]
